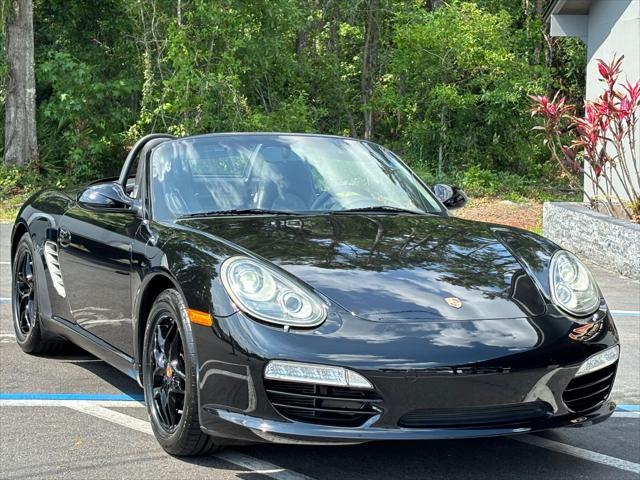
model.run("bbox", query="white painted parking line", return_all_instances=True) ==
[513,435,640,475]
[66,401,317,480]
[0,261,10,265]
[215,451,318,480]
[67,401,153,434]
[0,332,15,343]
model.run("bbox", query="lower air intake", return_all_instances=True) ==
[563,362,617,413]
[265,379,383,427]
[399,402,551,428]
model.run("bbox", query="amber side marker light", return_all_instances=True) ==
[187,309,213,327]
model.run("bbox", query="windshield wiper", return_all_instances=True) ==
[179,208,296,218]
[328,206,426,215]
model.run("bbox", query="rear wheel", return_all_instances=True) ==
[12,233,65,354]
[142,289,220,456]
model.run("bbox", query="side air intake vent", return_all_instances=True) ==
[44,241,66,297]
[563,362,617,413]
[265,380,383,427]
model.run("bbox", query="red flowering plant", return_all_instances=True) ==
[530,55,640,221]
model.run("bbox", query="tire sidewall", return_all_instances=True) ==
[142,289,199,448]
[12,233,42,349]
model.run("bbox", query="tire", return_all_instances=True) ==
[142,289,220,456]
[12,232,66,354]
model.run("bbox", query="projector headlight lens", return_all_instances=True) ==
[264,360,373,389]
[550,250,600,316]
[221,256,326,327]
[575,345,619,377]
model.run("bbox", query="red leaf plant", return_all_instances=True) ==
[530,55,640,221]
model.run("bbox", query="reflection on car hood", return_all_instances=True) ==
[181,214,547,321]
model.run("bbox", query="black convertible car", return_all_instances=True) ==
[12,133,619,455]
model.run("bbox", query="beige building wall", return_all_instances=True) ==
[550,0,640,203]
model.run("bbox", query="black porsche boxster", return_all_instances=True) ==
[11,133,620,455]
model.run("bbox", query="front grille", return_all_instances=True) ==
[563,362,617,413]
[265,380,383,427]
[399,402,550,428]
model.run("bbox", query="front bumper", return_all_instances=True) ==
[193,307,619,444]
[200,399,616,445]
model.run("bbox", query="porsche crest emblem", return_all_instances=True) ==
[445,297,462,309]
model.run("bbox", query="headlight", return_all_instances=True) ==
[220,256,326,327]
[549,250,600,316]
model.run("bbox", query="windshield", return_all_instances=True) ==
[150,134,443,220]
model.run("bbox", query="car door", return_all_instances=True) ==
[57,201,141,357]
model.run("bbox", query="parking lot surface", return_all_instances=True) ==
[1,223,639,479]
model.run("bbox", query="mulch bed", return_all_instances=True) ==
[452,198,542,232]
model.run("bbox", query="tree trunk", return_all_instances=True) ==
[438,106,446,177]
[533,0,544,64]
[361,0,380,140]
[4,0,38,167]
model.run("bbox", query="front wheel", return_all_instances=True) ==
[142,289,220,456]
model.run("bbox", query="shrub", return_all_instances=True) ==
[531,56,640,220]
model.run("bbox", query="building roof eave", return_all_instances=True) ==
[544,0,567,21]
[544,0,594,22]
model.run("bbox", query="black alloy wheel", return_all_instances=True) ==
[14,248,36,337]
[142,289,220,456]
[149,313,187,432]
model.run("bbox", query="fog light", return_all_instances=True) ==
[575,345,619,377]
[264,360,373,389]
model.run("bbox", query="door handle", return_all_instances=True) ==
[59,227,71,247]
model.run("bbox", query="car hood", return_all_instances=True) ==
[180,214,547,321]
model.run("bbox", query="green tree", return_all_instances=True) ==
[1,0,589,198]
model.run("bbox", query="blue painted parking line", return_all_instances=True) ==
[0,392,144,401]
[610,310,640,317]
[616,404,640,412]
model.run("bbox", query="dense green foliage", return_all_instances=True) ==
[1,0,587,197]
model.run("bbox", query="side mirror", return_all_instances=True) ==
[433,184,468,210]
[78,181,140,214]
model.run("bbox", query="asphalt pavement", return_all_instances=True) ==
[0,222,639,480]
